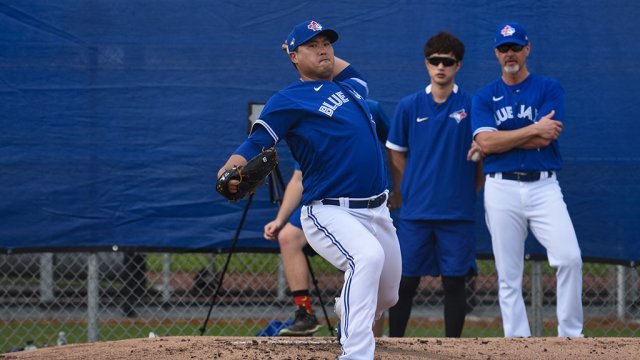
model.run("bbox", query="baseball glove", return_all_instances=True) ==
[216,148,278,201]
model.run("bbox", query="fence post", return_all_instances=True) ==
[162,253,172,304]
[617,265,627,321]
[630,264,638,308]
[531,260,543,336]
[39,253,55,303]
[87,253,100,342]
[277,261,286,302]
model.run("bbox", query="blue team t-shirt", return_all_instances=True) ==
[386,84,476,221]
[471,74,565,174]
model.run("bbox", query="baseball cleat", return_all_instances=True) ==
[279,306,322,336]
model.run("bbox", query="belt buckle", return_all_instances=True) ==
[513,172,527,181]
[367,198,373,208]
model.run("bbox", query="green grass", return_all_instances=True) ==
[146,255,614,277]
[146,253,338,274]
[0,321,263,353]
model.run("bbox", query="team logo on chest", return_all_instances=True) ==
[318,91,350,117]
[449,108,467,124]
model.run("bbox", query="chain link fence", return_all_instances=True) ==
[2,251,639,353]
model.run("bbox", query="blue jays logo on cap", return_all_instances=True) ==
[285,20,339,53]
[494,22,529,47]
[500,25,516,37]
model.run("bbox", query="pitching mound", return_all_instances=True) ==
[2,336,639,359]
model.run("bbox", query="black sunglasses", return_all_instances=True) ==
[496,43,524,53]
[427,56,457,67]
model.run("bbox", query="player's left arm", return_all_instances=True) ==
[517,80,566,149]
[217,125,275,194]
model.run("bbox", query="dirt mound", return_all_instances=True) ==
[2,336,638,360]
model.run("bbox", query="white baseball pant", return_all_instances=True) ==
[484,172,583,337]
[301,193,401,360]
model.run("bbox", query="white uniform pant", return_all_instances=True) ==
[301,199,401,360]
[484,173,583,337]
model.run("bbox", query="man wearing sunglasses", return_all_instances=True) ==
[469,22,583,338]
[386,32,483,338]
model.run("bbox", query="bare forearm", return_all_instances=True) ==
[518,136,552,149]
[388,150,406,192]
[475,126,539,155]
[477,110,562,154]
[276,171,303,222]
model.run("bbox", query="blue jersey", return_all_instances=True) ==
[386,84,476,221]
[242,66,387,205]
[471,74,565,174]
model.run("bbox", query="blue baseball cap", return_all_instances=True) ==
[285,20,338,53]
[494,22,529,47]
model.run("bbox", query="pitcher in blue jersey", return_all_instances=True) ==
[263,99,391,338]
[217,20,401,359]
[470,22,583,338]
[385,32,483,338]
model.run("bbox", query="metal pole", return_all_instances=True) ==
[630,264,638,309]
[39,253,55,303]
[531,261,543,336]
[200,194,254,335]
[276,261,287,302]
[617,265,626,321]
[87,253,100,342]
[162,253,172,304]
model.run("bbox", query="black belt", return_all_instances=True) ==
[321,192,387,209]
[489,171,553,182]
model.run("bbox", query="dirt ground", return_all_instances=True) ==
[2,336,640,360]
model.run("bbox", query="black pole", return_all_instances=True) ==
[199,194,254,336]
[304,251,335,336]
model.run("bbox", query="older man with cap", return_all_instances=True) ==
[469,22,583,338]
[217,20,401,358]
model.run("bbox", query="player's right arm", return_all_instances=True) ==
[332,56,350,79]
[264,169,303,240]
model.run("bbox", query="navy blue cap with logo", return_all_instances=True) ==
[285,20,339,53]
[494,22,529,47]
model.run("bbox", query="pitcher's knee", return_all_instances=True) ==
[358,247,386,272]
[558,254,583,269]
[378,292,399,312]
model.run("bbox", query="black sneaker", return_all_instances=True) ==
[279,307,322,336]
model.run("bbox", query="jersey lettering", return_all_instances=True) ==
[494,106,514,125]
[494,105,539,125]
[516,105,538,121]
[318,91,350,117]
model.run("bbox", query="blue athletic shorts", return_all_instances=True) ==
[288,205,302,229]
[397,219,477,277]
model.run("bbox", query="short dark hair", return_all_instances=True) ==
[424,32,465,61]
